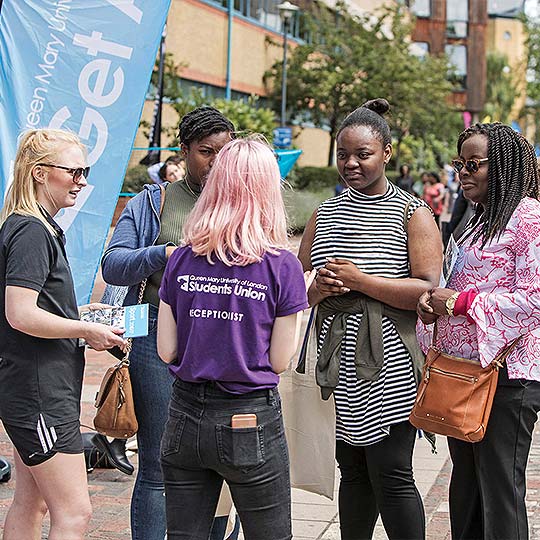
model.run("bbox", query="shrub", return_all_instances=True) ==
[121,165,152,194]
[386,170,399,184]
[292,166,340,191]
[283,186,333,233]
[292,166,400,190]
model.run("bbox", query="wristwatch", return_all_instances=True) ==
[445,292,460,316]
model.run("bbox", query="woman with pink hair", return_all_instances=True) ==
[156,137,312,540]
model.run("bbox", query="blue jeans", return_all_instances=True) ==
[161,379,292,540]
[129,306,235,540]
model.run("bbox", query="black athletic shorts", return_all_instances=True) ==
[2,417,83,467]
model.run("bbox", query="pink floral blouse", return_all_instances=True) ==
[417,197,540,381]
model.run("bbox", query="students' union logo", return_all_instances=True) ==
[177,275,190,291]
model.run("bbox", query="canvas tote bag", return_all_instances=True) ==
[280,307,336,499]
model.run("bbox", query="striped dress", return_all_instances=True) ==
[311,181,426,445]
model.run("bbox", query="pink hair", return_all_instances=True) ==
[183,137,289,266]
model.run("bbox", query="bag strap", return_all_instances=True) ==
[403,200,413,234]
[120,278,147,364]
[295,307,317,374]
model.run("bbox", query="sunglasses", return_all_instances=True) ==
[37,163,90,183]
[451,158,488,174]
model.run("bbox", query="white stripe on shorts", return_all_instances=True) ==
[36,414,57,453]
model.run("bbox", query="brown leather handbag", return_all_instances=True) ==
[94,358,138,438]
[409,325,518,443]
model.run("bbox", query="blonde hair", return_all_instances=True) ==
[0,129,87,235]
[183,137,289,266]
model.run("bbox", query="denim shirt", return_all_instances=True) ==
[101,183,168,306]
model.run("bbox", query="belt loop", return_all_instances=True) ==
[267,388,275,406]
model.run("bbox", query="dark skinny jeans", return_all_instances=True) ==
[161,379,292,540]
[336,421,425,540]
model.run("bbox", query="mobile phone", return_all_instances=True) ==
[231,413,257,429]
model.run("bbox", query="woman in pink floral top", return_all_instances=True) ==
[417,122,540,540]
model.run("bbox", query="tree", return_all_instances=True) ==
[481,51,518,123]
[522,14,540,136]
[264,3,460,166]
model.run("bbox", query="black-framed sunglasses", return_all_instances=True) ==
[37,163,90,182]
[451,158,488,174]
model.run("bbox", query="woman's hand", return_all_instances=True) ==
[83,323,127,352]
[324,258,361,291]
[315,267,351,297]
[78,303,112,316]
[429,287,459,315]
[417,291,438,325]
[416,287,459,324]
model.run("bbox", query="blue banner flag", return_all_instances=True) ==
[0,0,171,303]
[276,149,302,179]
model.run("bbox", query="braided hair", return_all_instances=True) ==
[457,122,540,247]
[178,106,235,147]
[337,98,392,147]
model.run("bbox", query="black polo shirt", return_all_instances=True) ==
[0,210,84,428]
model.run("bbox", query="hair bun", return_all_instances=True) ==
[361,98,390,116]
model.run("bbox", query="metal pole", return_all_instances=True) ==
[225,0,233,100]
[280,19,288,127]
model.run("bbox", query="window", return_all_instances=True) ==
[409,0,431,17]
[447,0,468,38]
[410,41,429,58]
[447,0,468,21]
[447,21,467,37]
[202,0,302,39]
[445,44,467,89]
[487,0,524,16]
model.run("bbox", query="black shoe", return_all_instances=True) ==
[91,434,134,475]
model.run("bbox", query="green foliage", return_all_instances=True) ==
[212,96,276,140]
[522,14,540,131]
[168,92,277,145]
[264,3,460,166]
[482,52,518,123]
[149,53,188,102]
[392,135,456,173]
[121,165,151,193]
[385,170,399,184]
[283,186,333,232]
[292,166,339,190]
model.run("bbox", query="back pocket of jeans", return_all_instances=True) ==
[161,412,186,457]
[215,425,265,471]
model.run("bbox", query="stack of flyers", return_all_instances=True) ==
[79,304,149,346]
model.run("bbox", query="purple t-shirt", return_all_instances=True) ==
[159,246,308,394]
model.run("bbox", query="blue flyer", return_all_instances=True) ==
[80,304,149,341]
[118,304,149,338]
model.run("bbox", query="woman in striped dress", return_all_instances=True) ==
[298,99,442,540]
